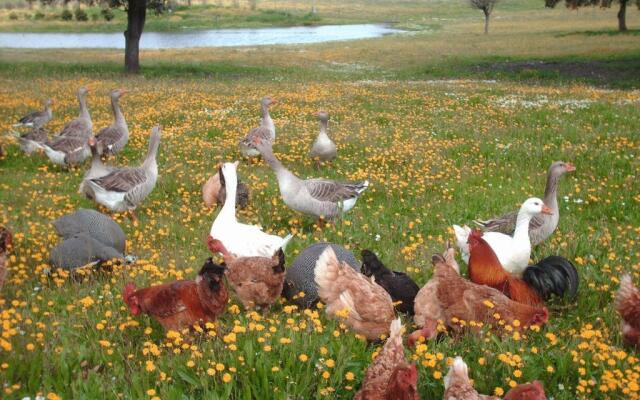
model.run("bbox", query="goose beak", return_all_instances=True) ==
[313,111,320,117]
[270,99,277,105]
[566,163,576,172]
[541,204,553,215]
[120,88,128,95]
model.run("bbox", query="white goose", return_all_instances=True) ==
[453,197,552,277]
[208,161,292,258]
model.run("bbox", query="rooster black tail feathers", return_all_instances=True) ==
[523,256,579,301]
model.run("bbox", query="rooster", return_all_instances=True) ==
[468,229,578,306]
[355,319,420,400]
[122,258,228,331]
[314,246,396,341]
[410,247,548,345]
[0,227,12,291]
[207,237,285,310]
[615,274,640,350]
[361,250,419,314]
[444,357,546,400]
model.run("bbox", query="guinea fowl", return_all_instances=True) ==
[56,86,92,139]
[454,197,552,277]
[87,126,161,220]
[361,249,419,314]
[14,98,53,129]
[95,88,129,156]
[309,111,337,163]
[282,242,360,308]
[0,227,12,291]
[314,246,396,341]
[355,319,420,400]
[239,96,276,157]
[79,137,113,200]
[474,161,575,246]
[122,258,228,331]
[208,238,285,310]
[251,137,369,221]
[202,162,250,209]
[50,235,127,271]
[615,275,640,350]
[208,161,292,258]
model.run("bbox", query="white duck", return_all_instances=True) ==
[208,161,292,258]
[453,197,552,277]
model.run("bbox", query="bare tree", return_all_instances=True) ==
[470,0,497,34]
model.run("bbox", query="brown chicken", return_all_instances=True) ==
[468,230,543,306]
[615,274,640,350]
[444,357,499,400]
[355,319,420,400]
[314,246,396,341]
[0,227,12,291]
[410,247,548,345]
[504,380,547,400]
[122,258,228,331]
[207,237,285,310]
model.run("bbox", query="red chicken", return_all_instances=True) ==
[355,319,420,400]
[615,274,640,350]
[207,237,285,310]
[122,258,228,331]
[410,249,548,345]
[504,380,547,400]
[0,227,12,291]
[468,229,543,306]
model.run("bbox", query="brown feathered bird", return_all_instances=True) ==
[444,357,499,400]
[314,246,396,341]
[207,237,285,310]
[355,318,420,400]
[504,380,547,400]
[0,227,12,291]
[409,248,548,345]
[615,274,640,350]
[202,162,250,209]
[122,258,228,331]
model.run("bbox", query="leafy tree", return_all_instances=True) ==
[470,0,498,34]
[545,0,640,31]
[105,0,167,73]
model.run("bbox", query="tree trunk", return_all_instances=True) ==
[618,0,628,32]
[124,0,146,74]
[483,9,490,34]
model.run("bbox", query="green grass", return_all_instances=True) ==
[0,1,640,399]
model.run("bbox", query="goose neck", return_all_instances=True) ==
[111,96,125,125]
[78,94,90,120]
[513,210,533,241]
[543,172,560,210]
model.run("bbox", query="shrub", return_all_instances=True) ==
[101,7,114,21]
[91,12,99,21]
[33,11,45,20]
[74,6,88,21]
[60,8,72,21]
[8,11,18,20]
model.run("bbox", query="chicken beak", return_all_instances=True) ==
[566,163,576,172]
[541,204,553,215]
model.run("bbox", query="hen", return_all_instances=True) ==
[0,227,12,291]
[355,319,420,400]
[207,237,285,310]
[468,229,578,306]
[314,246,396,341]
[202,162,250,209]
[122,258,228,331]
[444,357,499,400]
[361,250,419,314]
[410,248,548,345]
[615,274,640,350]
[504,380,547,400]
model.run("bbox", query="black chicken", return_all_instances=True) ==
[361,250,419,315]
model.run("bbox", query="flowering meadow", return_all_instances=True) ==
[0,75,637,399]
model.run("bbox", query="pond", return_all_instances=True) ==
[0,24,401,49]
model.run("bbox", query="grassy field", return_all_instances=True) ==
[1,0,640,399]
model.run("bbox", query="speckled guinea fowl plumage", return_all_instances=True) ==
[239,96,276,157]
[252,137,369,219]
[87,126,161,213]
[96,89,129,156]
[52,209,126,254]
[282,242,359,308]
[474,161,575,246]
[14,99,53,129]
[49,235,125,271]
